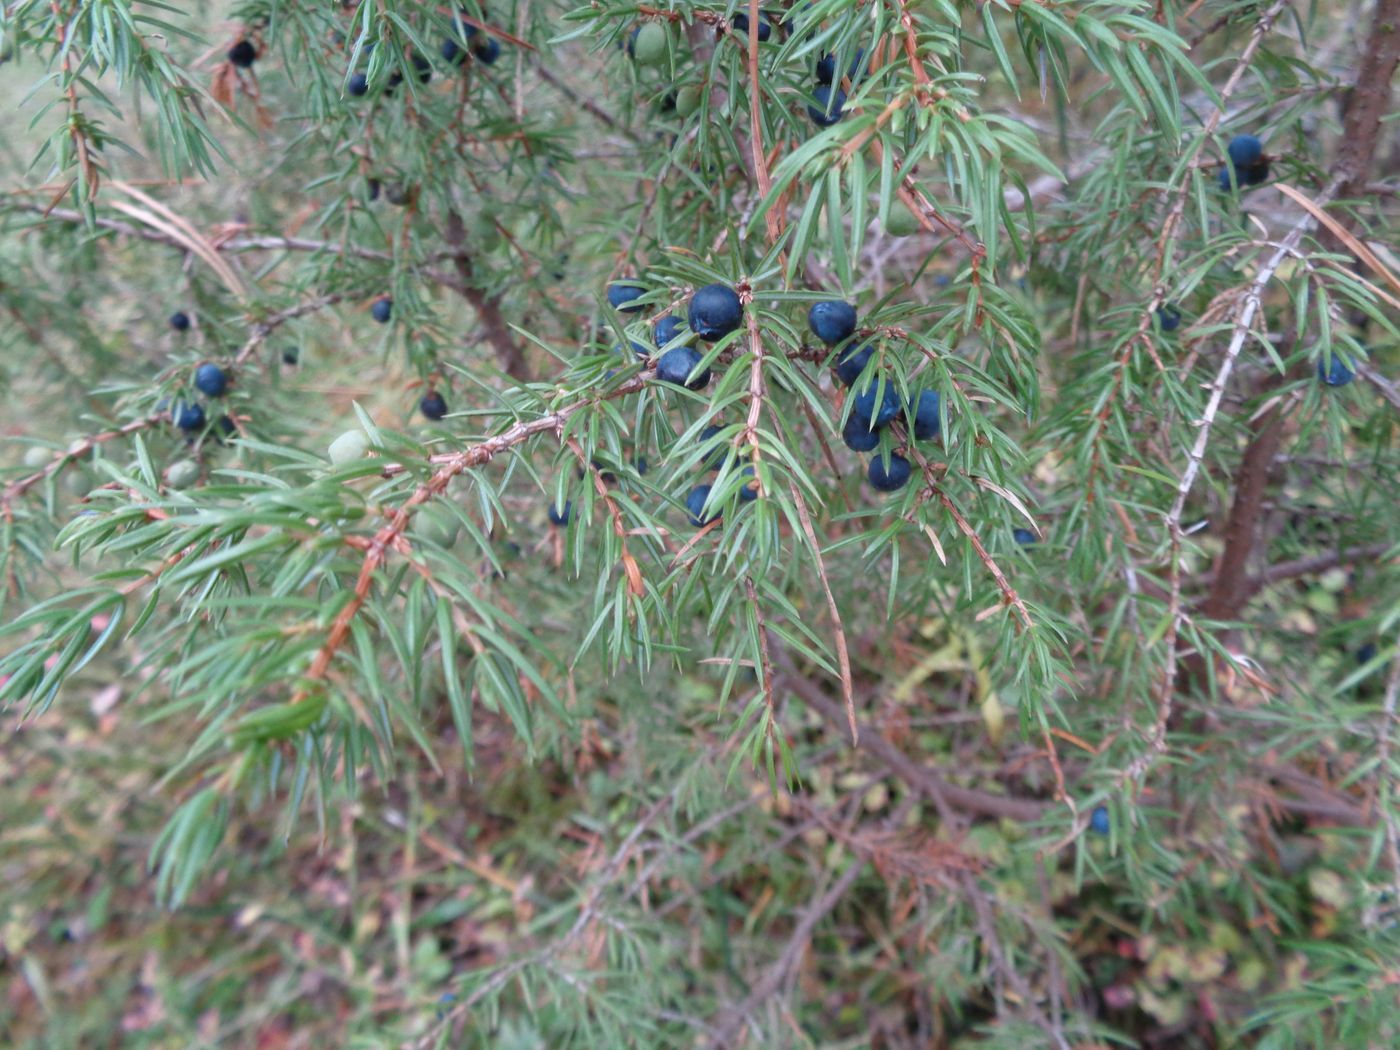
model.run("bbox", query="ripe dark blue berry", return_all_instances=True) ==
[657,346,711,389]
[807,85,845,127]
[1157,305,1181,332]
[815,48,863,85]
[688,283,743,341]
[851,380,899,430]
[215,414,237,442]
[282,347,299,365]
[371,298,392,324]
[1218,137,1270,190]
[910,390,941,441]
[607,279,647,313]
[194,363,228,397]
[412,52,433,83]
[547,500,572,527]
[620,340,651,360]
[1227,134,1262,168]
[473,37,500,64]
[808,300,857,344]
[842,415,880,452]
[655,314,685,346]
[442,21,477,65]
[228,39,257,68]
[173,403,206,433]
[833,342,873,386]
[1318,354,1355,386]
[635,456,649,475]
[1013,527,1037,546]
[731,12,772,41]
[420,391,448,420]
[738,466,759,501]
[1358,642,1378,665]
[686,484,718,526]
[169,311,191,331]
[867,453,911,492]
[348,72,369,95]
[1090,806,1110,835]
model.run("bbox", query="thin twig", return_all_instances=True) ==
[1137,184,1335,784]
[708,856,867,1046]
[787,482,857,744]
[1,414,164,517]
[292,372,654,709]
[778,671,1045,824]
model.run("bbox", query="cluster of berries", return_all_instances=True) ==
[607,278,744,390]
[808,46,862,128]
[604,278,750,527]
[625,9,856,130]
[346,10,498,98]
[159,351,236,451]
[811,300,939,492]
[547,456,650,529]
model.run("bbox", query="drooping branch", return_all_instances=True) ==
[1194,0,1400,632]
[290,371,654,709]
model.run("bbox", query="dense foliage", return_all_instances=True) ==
[1,1,1398,1046]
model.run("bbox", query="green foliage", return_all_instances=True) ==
[1,0,1398,1045]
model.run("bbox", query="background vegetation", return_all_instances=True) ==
[1,0,1398,1046]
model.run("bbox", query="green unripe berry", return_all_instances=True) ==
[412,505,461,549]
[328,429,371,466]
[166,460,201,489]
[23,446,51,469]
[631,23,669,66]
[884,200,921,237]
[63,469,90,496]
[675,84,704,117]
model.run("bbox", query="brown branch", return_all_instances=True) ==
[778,671,1047,824]
[444,208,532,379]
[1326,0,1400,219]
[1197,400,1291,621]
[744,0,781,245]
[739,281,767,470]
[1242,542,1394,599]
